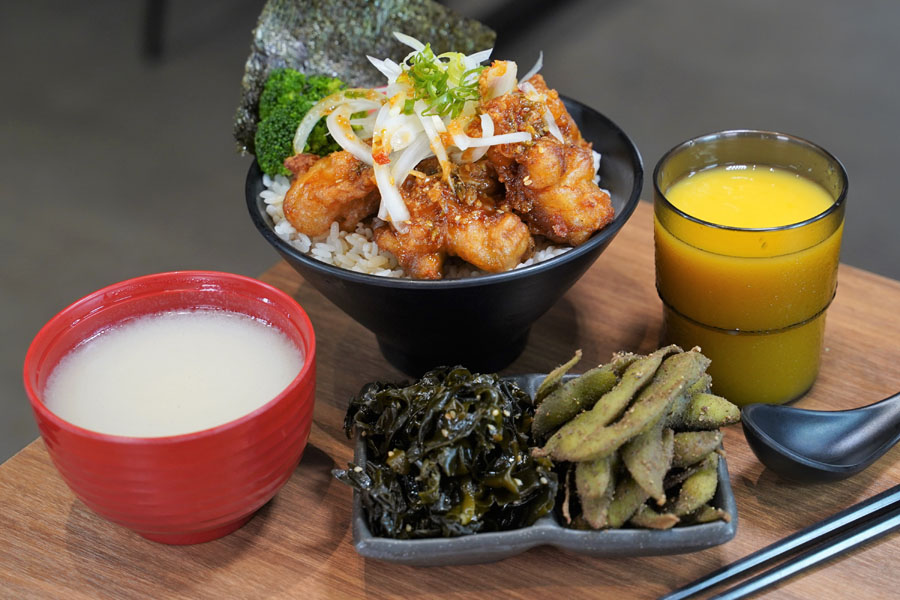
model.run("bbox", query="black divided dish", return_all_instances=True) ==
[349,374,738,566]
[246,99,643,375]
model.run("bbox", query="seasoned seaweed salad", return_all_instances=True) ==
[334,366,557,538]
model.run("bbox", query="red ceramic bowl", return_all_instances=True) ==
[23,271,316,544]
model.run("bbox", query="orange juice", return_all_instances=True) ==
[654,157,845,406]
[664,165,834,228]
[659,166,840,331]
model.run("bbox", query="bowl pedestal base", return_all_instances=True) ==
[376,329,530,375]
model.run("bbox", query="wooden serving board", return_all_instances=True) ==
[2,201,899,599]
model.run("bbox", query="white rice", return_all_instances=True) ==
[261,173,572,279]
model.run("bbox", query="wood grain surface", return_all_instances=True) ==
[2,201,899,599]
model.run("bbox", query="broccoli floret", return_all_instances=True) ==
[254,68,347,176]
[304,74,345,100]
[258,68,307,121]
[254,104,301,177]
[305,120,337,157]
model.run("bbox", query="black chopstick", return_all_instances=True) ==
[659,483,900,600]
[709,504,900,599]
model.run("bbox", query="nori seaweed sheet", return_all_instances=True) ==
[233,0,495,153]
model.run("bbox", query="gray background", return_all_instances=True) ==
[3,0,898,462]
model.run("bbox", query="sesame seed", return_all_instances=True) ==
[540,477,548,485]
[514,478,523,486]
[491,408,500,417]
[441,428,449,437]
[353,466,363,473]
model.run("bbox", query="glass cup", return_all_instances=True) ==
[653,130,847,406]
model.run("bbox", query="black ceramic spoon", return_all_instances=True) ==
[742,391,900,482]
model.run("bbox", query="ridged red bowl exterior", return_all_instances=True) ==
[23,271,316,544]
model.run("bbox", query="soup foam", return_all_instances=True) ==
[43,309,304,437]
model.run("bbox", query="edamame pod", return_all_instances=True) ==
[587,346,680,427]
[607,473,649,528]
[670,453,719,516]
[533,367,617,440]
[575,454,612,503]
[532,351,640,439]
[687,504,731,524]
[570,515,593,530]
[622,424,674,505]
[663,451,713,491]
[535,346,682,459]
[629,504,680,530]
[681,393,741,430]
[672,431,723,468]
[535,350,582,404]
[665,374,712,429]
[576,455,615,528]
[539,350,710,462]
[692,374,712,395]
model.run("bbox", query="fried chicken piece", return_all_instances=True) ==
[481,80,544,184]
[448,161,532,272]
[506,136,613,245]
[447,201,534,273]
[526,75,585,146]
[454,159,505,206]
[283,153,319,178]
[373,175,448,280]
[374,164,533,279]
[481,72,584,149]
[481,75,614,245]
[283,151,379,236]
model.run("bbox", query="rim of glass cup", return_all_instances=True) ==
[653,129,849,233]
